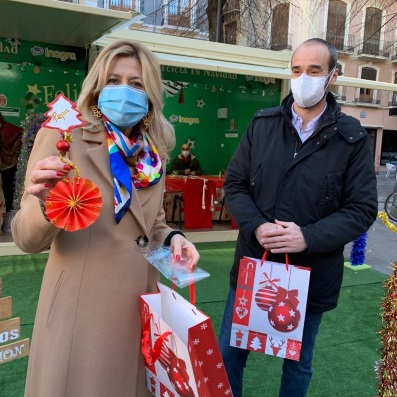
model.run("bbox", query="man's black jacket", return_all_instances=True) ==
[224,93,378,312]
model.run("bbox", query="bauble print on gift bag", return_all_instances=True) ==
[231,252,310,361]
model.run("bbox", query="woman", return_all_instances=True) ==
[12,40,200,397]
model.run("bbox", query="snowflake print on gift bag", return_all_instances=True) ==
[140,282,232,396]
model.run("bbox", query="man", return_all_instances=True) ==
[168,143,203,176]
[0,112,23,213]
[218,38,378,397]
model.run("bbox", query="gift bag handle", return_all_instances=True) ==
[141,313,172,366]
[141,283,196,366]
[172,283,196,306]
[261,250,289,271]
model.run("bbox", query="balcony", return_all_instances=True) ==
[321,30,356,55]
[354,97,381,106]
[325,34,355,54]
[340,35,355,54]
[357,40,391,62]
[104,0,138,12]
[57,0,139,12]
[388,94,397,107]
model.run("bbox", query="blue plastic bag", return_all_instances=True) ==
[144,246,210,288]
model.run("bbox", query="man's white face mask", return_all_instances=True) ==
[182,150,190,158]
[290,67,336,108]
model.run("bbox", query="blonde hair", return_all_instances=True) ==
[76,39,175,161]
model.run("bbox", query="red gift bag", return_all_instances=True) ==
[230,252,311,361]
[140,283,232,396]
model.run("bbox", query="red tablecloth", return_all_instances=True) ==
[163,175,232,226]
[165,175,225,192]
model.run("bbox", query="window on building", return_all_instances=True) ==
[362,7,382,55]
[108,0,136,11]
[270,4,290,50]
[168,0,191,27]
[359,67,377,103]
[224,20,237,45]
[326,0,347,50]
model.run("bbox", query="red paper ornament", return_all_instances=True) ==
[268,288,301,333]
[41,94,102,232]
[45,177,102,232]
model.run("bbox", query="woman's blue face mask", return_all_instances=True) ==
[98,84,149,128]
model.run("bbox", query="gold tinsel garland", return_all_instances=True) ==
[376,261,397,397]
[376,208,397,396]
[378,212,397,234]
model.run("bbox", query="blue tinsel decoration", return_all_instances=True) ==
[350,232,368,266]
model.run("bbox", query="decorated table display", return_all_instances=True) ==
[163,175,232,225]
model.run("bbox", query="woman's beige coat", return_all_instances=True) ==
[12,127,174,397]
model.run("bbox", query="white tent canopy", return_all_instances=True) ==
[94,29,397,92]
[0,0,135,47]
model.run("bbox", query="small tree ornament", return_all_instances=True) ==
[42,94,102,232]
[249,335,263,351]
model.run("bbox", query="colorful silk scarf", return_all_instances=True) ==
[103,117,163,223]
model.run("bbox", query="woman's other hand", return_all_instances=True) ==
[169,234,200,269]
[27,156,73,202]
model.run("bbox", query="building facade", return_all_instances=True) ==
[223,0,397,169]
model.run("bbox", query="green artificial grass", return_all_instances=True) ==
[0,242,388,397]
[344,260,372,271]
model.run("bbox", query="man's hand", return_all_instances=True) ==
[257,220,307,253]
[255,222,283,246]
[184,168,191,175]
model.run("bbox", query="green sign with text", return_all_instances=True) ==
[0,37,86,128]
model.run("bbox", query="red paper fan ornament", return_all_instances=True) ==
[45,178,102,232]
[42,94,102,231]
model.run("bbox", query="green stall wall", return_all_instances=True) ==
[0,37,282,176]
[161,66,282,175]
[0,37,86,127]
